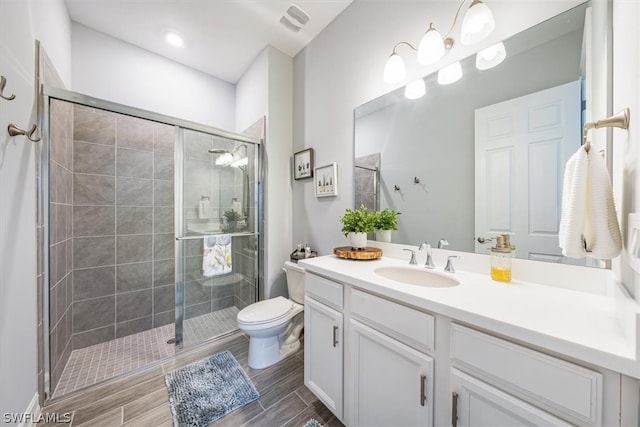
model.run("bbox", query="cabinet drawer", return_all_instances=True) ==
[450,324,602,425]
[306,273,343,310]
[350,288,434,353]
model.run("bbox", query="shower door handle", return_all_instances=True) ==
[332,326,339,347]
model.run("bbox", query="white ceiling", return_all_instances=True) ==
[65,0,353,84]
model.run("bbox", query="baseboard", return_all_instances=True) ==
[19,393,40,427]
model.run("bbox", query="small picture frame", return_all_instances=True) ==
[314,163,338,197]
[293,148,314,180]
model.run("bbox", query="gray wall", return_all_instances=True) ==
[70,104,176,349]
[292,1,583,256]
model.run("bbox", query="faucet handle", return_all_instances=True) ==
[419,243,435,269]
[438,238,450,249]
[403,248,417,265]
[444,255,460,273]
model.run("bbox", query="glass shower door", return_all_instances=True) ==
[175,128,259,349]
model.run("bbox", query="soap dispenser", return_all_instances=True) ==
[491,234,512,282]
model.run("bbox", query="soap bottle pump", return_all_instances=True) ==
[490,234,512,282]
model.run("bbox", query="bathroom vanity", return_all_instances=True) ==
[299,249,640,427]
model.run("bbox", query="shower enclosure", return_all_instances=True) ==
[39,87,261,401]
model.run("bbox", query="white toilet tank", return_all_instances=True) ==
[283,261,305,304]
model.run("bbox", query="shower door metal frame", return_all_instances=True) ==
[38,86,262,405]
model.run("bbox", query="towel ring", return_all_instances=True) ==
[583,108,630,153]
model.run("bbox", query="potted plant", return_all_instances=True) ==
[223,209,241,233]
[340,205,376,249]
[373,208,401,243]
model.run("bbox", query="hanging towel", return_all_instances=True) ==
[559,147,589,258]
[202,234,232,277]
[559,146,622,259]
[584,149,622,258]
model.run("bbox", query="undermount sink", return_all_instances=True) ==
[374,266,460,288]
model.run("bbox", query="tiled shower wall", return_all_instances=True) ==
[70,105,176,349]
[49,99,74,392]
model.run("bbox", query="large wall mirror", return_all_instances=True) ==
[354,1,610,268]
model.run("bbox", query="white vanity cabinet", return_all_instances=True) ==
[348,288,435,427]
[304,274,344,420]
[450,369,573,426]
[302,265,635,427]
[450,323,604,426]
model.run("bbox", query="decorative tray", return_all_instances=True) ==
[334,246,382,260]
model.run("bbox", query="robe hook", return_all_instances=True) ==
[0,76,16,101]
[8,123,41,142]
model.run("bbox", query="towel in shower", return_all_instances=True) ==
[559,146,622,259]
[202,234,232,277]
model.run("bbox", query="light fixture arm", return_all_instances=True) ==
[443,0,469,39]
[391,41,417,55]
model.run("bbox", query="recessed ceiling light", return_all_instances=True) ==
[165,31,184,48]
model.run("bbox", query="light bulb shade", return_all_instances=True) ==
[404,79,426,99]
[461,0,495,45]
[476,42,506,70]
[437,61,463,85]
[215,152,233,166]
[165,31,184,47]
[417,25,445,65]
[384,53,406,84]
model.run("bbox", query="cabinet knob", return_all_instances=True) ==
[332,325,339,347]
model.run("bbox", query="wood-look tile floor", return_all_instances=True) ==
[41,332,344,427]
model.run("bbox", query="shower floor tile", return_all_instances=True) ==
[53,306,239,398]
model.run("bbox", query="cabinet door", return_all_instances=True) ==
[349,319,434,427]
[304,296,343,419]
[451,369,572,426]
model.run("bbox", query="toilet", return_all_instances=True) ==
[237,260,305,369]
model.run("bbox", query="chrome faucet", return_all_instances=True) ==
[403,248,417,265]
[444,255,460,273]
[419,242,435,269]
[437,238,449,249]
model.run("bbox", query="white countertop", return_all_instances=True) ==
[299,254,640,378]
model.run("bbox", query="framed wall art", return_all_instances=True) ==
[314,163,338,197]
[293,148,314,180]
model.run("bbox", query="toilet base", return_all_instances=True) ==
[247,336,300,369]
[246,312,304,370]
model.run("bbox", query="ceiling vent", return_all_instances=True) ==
[280,3,310,32]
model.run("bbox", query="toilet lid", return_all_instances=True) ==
[237,296,292,324]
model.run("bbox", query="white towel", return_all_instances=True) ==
[559,146,622,259]
[202,234,232,277]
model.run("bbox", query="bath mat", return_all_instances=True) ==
[165,350,259,427]
[303,419,323,427]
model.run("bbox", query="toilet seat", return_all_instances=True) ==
[237,296,292,325]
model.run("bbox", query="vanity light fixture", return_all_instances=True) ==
[383,43,412,84]
[383,0,494,86]
[437,61,463,85]
[417,23,446,65]
[461,0,495,45]
[165,31,184,48]
[404,78,426,99]
[475,41,506,70]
